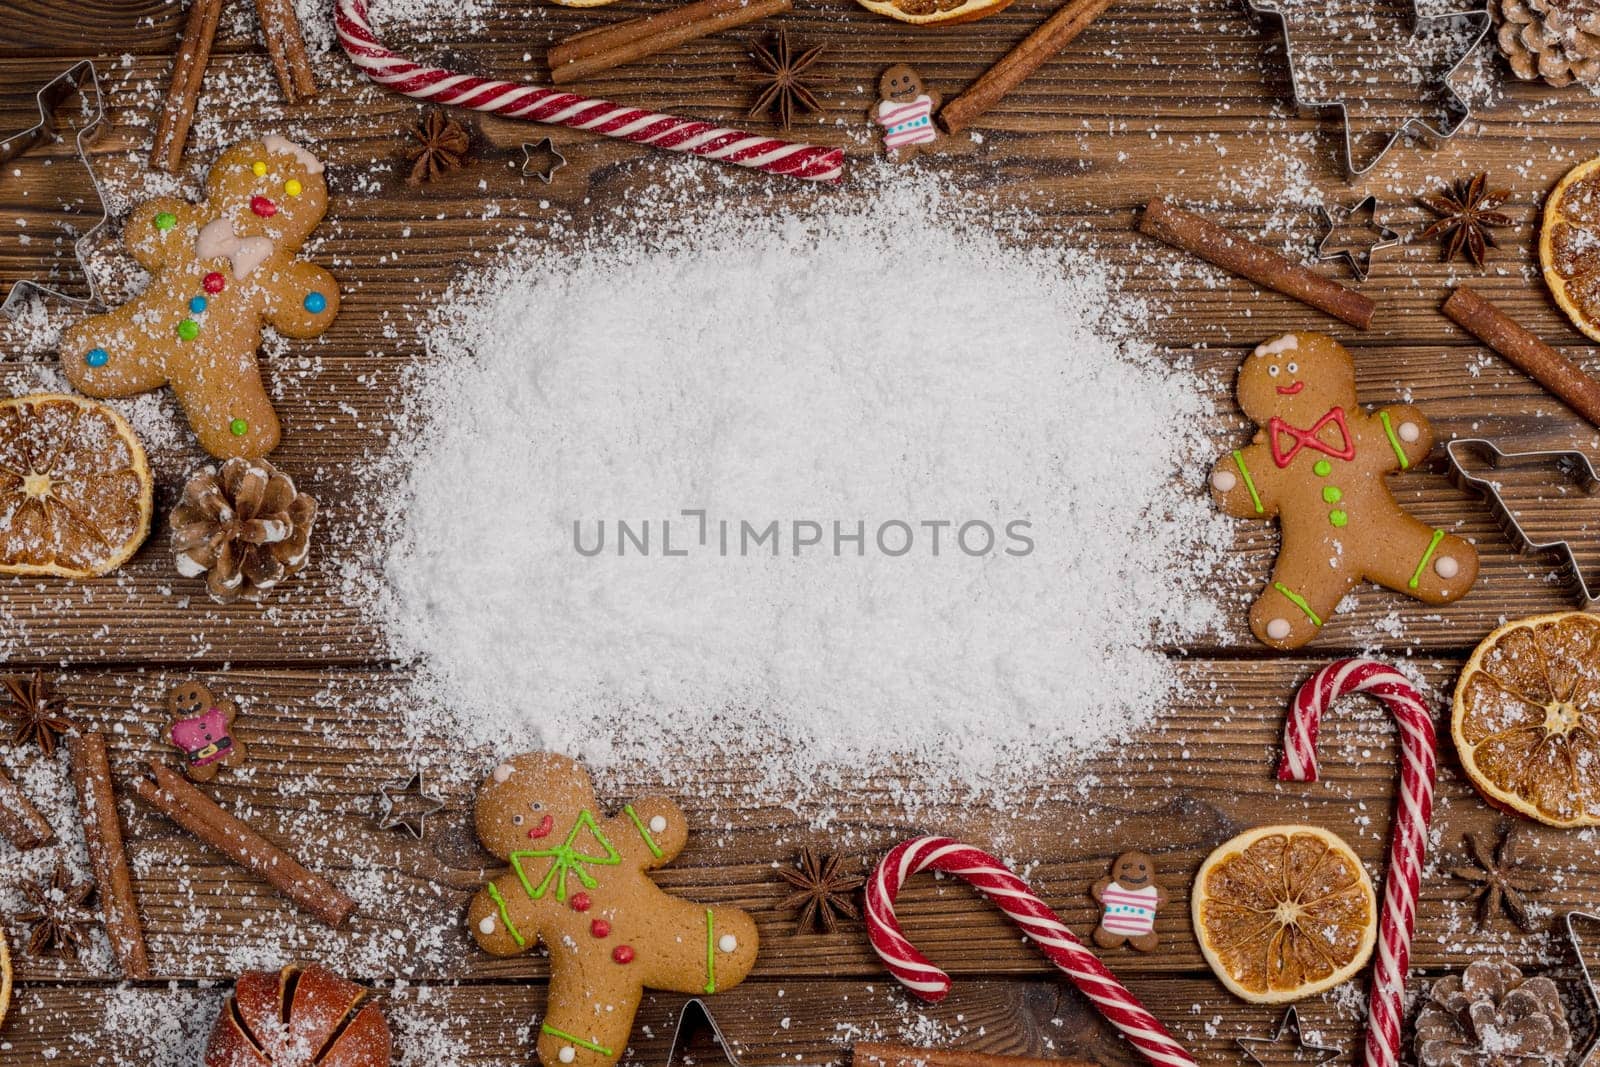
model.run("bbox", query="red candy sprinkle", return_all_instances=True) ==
[590,919,610,939]
[203,272,226,294]
[250,196,278,218]
[569,893,591,913]
[612,945,634,964]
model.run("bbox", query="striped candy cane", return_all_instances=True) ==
[334,0,844,182]
[866,837,1196,1067]
[1278,659,1436,1067]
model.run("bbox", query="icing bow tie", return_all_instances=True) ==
[1268,407,1355,468]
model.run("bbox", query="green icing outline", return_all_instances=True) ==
[542,1024,614,1058]
[1409,529,1447,590]
[1272,582,1323,626]
[704,909,716,994]
[508,809,621,903]
[622,804,663,859]
[1378,410,1410,470]
[484,881,526,948]
[1231,450,1264,515]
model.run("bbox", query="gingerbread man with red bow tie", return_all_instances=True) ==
[1210,332,1479,650]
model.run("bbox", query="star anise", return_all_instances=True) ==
[19,864,98,960]
[1,671,77,756]
[777,848,864,934]
[406,110,471,185]
[743,31,826,130]
[1419,172,1512,268]
[1449,825,1548,932]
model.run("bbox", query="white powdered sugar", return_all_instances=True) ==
[372,176,1232,801]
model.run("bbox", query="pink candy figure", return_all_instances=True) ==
[164,680,245,781]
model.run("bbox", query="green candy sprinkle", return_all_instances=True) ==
[229,418,248,436]
[1322,486,1342,504]
[1313,460,1332,477]
[177,319,199,340]
[154,211,177,231]
[1329,510,1348,527]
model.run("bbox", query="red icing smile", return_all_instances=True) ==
[527,813,554,839]
[1276,381,1305,395]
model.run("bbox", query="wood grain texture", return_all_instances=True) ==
[2,0,1600,1063]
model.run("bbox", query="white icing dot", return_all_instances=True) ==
[718,934,739,953]
[648,815,667,833]
[1398,421,1420,443]
[479,916,497,935]
[559,1047,576,1064]
[493,763,515,783]
[1434,556,1460,579]
[1265,618,1292,641]
[1211,470,1237,492]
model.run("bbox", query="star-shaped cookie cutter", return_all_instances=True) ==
[1568,911,1600,1067]
[520,138,567,184]
[1313,196,1399,283]
[0,60,109,316]
[373,769,446,840]
[1241,0,1491,178]
[1237,1006,1343,1066]
[1445,438,1600,611]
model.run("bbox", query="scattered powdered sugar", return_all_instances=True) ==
[371,174,1232,805]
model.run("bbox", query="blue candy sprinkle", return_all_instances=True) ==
[189,295,207,314]
[85,347,109,368]
[303,291,327,314]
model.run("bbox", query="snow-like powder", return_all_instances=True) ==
[377,180,1232,799]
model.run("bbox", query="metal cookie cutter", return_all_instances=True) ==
[1445,438,1600,611]
[1314,195,1399,282]
[666,998,744,1067]
[1241,0,1491,178]
[1565,912,1600,1067]
[0,60,109,316]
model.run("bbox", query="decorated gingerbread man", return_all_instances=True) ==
[873,64,940,161]
[466,753,759,1067]
[60,136,338,459]
[1211,332,1478,650]
[163,679,245,782]
[1090,851,1165,952]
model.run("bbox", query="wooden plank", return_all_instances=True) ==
[2,659,1593,991]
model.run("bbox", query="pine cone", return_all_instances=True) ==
[171,459,317,604]
[1494,0,1600,87]
[1416,960,1573,1067]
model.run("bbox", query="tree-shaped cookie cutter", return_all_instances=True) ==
[0,60,108,316]
[1565,912,1600,1067]
[1241,0,1491,178]
[1445,438,1600,611]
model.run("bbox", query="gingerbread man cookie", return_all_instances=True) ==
[1091,851,1165,952]
[164,680,245,781]
[1211,332,1478,650]
[60,136,339,459]
[466,753,759,1067]
[873,65,940,161]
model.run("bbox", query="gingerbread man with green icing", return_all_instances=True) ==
[60,136,338,459]
[1210,331,1479,650]
[467,753,759,1067]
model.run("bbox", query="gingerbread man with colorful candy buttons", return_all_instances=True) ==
[1210,331,1479,650]
[466,753,759,1067]
[60,136,338,459]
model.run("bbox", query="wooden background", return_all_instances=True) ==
[2,0,1600,1063]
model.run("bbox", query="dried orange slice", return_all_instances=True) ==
[1453,612,1600,827]
[853,0,1014,26]
[1192,825,1377,1004]
[0,394,153,578]
[1541,156,1600,342]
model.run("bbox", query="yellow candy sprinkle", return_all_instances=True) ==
[284,178,303,197]
[251,160,267,176]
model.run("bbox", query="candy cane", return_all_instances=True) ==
[866,837,1195,1067]
[334,0,844,182]
[1277,659,1436,1067]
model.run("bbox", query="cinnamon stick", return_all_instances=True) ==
[1138,197,1376,330]
[131,761,356,928]
[854,1044,1098,1067]
[67,732,150,979]
[1443,286,1600,430]
[548,0,793,85]
[938,0,1116,135]
[254,0,318,102]
[150,0,224,173]
[0,766,53,851]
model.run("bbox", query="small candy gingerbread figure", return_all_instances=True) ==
[466,753,759,1067]
[1211,332,1479,650]
[60,136,339,459]
[1091,851,1165,952]
[873,65,940,161]
[164,679,245,781]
